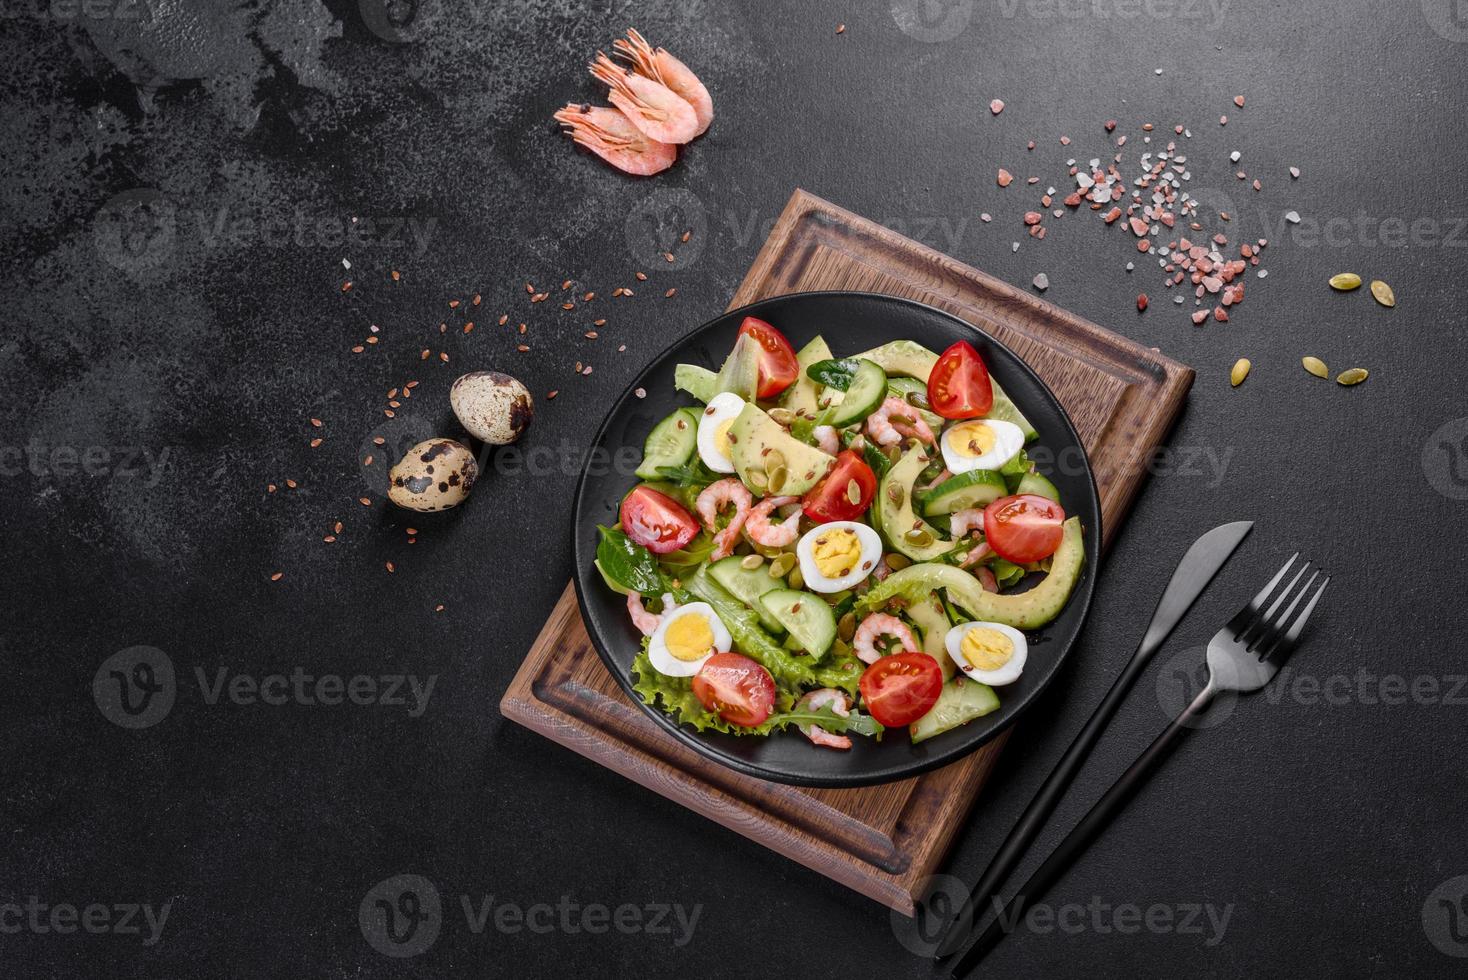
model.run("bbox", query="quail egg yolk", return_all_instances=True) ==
[949,421,997,458]
[812,529,862,578]
[664,614,715,662]
[714,420,735,457]
[962,627,1015,672]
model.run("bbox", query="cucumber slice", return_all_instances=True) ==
[919,469,1008,516]
[709,556,786,634]
[1016,471,1060,502]
[828,359,888,427]
[759,589,837,657]
[674,364,716,403]
[910,676,1000,743]
[634,408,700,479]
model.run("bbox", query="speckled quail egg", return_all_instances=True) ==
[939,418,1025,474]
[944,621,1028,686]
[450,371,534,445]
[387,438,478,512]
[696,391,746,474]
[795,521,883,593]
[647,602,732,677]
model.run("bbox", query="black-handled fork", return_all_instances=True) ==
[945,554,1329,977]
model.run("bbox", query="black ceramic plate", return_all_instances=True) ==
[571,292,1100,787]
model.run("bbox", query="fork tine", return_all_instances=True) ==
[1259,574,1329,662]
[1227,552,1297,634]
[1238,558,1309,648]
[1249,569,1317,653]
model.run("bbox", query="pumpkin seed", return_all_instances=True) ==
[904,390,930,410]
[884,444,901,463]
[1301,356,1328,378]
[845,479,862,505]
[764,448,785,472]
[766,464,788,493]
[886,483,905,508]
[787,568,804,590]
[768,553,796,578]
[747,468,768,490]
[1336,367,1369,386]
[1230,358,1251,387]
[1370,280,1395,308]
[903,528,934,547]
[740,553,764,571]
[767,407,795,426]
[884,553,911,572]
[838,611,856,642]
[1329,272,1362,291]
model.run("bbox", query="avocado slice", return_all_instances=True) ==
[856,517,1085,630]
[779,335,835,418]
[728,403,835,497]
[878,445,954,561]
[855,339,1038,442]
[905,591,955,681]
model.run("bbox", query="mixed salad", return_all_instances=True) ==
[595,317,1086,749]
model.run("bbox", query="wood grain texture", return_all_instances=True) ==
[501,189,1193,915]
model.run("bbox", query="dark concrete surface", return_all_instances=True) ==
[3,0,1467,976]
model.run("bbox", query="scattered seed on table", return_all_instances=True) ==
[271,572,283,581]
[547,390,559,400]
[286,479,298,489]
[359,497,372,506]
[635,272,647,281]
[594,318,606,326]
[585,331,598,339]
[1230,358,1251,386]
[1370,280,1396,307]
[373,437,385,446]
[1302,356,1329,378]
[310,438,323,448]
[439,352,449,363]
[363,455,373,466]
[836,23,845,33]
[310,418,323,428]
[681,230,692,243]
[498,314,509,325]
[618,344,627,352]
[448,299,460,309]
[1329,273,1362,291]
[584,291,595,301]
[1336,368,1369,386]
[391,270,400,281]
[517,344,529,352]
[385,562,395,573]
[268,484,277,493]
[665,288,677,298]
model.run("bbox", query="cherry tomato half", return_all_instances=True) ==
[859,652,944,727]
[983,493,1066,564]
[927,340,994,420]
[736,316,799,399]
[619,485,700,555]
[802,450,877,523]
[692,653,777,727]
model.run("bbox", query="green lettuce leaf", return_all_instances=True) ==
[686,567,819,689]
[596,526,666,595]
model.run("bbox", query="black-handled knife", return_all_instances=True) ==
[932,520,1254,965]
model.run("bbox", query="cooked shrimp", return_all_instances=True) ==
[853,612,920,664]
[949,508,986,539]
[554,103,676,176]
[960,541,994,569]
[865,396,937,447]
[796,689,852,751]
[920,467,952,492]
[813,424,840,456]
[977,566,999,592]
[627,592,660,636]
[613,28,713,136]
[744,495,800,547]
[695,478,753,560]
[589,52,700,145]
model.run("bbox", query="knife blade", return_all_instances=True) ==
[932,519,1254,964]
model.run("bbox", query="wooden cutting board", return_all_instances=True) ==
[501,189,1192,915]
